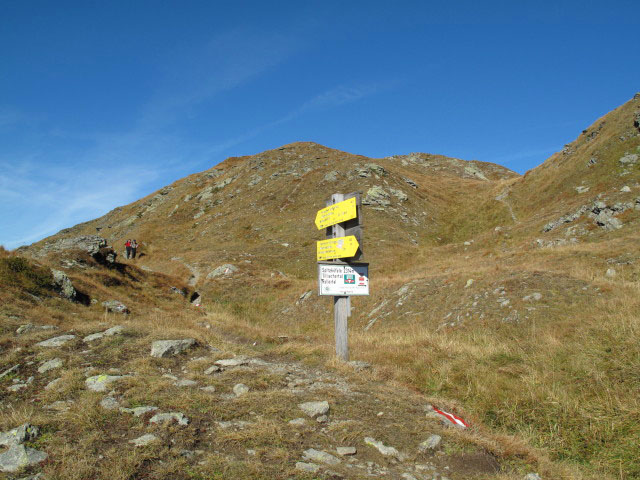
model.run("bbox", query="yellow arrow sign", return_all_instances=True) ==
[317,235,360,261]
[315,197,357,230]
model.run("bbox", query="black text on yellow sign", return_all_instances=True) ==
[316,235,360,261]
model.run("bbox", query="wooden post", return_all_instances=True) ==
[331,193,349,361]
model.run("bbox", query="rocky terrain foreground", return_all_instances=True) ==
[1,308,537,480]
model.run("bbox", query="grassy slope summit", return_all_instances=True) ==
[10,94,640,478]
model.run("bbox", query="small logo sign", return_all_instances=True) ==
[344,274,355,284]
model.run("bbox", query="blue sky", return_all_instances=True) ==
[1,1,639,249]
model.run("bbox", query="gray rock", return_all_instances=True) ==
[0,424,39,447]
[233,383,249,396]
[207,264,238,279]
[100,396,120,410]
[621,185,632,193]
[524,474,541,480]
[296,290,313,304]
[83,325,124,342]
[101,300,129,314]
[215,356,248,367]
[204,365,222,374]
[336,446,357,456]
[0,364,19,380]
[296,462,320,473]
[389,188,408,202]
[44,378,62,390]
[316,415,329,423]
[403,177,418,188]
[606,268,617,278]
[200,386,216,393]
[365,163,386,176]
[523,292,543,302]
[299,400,330,418]
[35,334,76,347]
[0,444,48,473]
[52,269,76,300]
[288,418,306,426]
[248,174,262,187]
[37,358,63,373]
[149,412,189,426]
[619,153,638,165]
[593,211,622,231]
[7,384,27,392]
[33,235,106,258]
[150,339,196,358]
[129,433,159,447]
[16,323,56,335]
[323,171,339,182]
[418,434,441,451]
[575,185,590,194]
[175,379,198,387]
[362,186,391,207]
[364,437,406,461]
[303,448,341,466]
[120,406,158,417]
[85,374,126,392]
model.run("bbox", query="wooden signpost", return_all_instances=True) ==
[316,192,369,361]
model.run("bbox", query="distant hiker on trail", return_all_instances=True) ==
[131,239,138,259]
[125,239,132,259]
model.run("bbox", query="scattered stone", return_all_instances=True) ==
[523,292,543,301]
[217,420,251,429]
[0,444,48,473]
[233,383,249,396]
[465,279,474,288]
[524,474,541,480]
[149,412,189,426]
[44,378,62,390]
[120,406,158,417]
[207,264,238,279]
[204,365,222,374]
[37,358,63,373]
[403,177,418,188]
[16,324,55,335]
[401,474,418,480]
[575,186,590,194]
[364,437,406,461]
[299,400,330,418]
[346,360,371,371]
[129,433,159,447]
[83,325,124,342]
[303,448,341,466]
[296,290,313,304]
[362,186,391,207]
[619,153,638,165]
[35,334,76,348]
[0,364,19,380]
[366,163,386,176]
[323,171,339,182]
[418,434,442,451]
[215,356,248,367]
[169,286,186,296]
[606,268,617,278]
[85,374,126,392]
[200,386,216,393]
[176,379,198,388]
[100,396,120,410]
[288,418,306,426]
[52,269,76,300]
[101,300,129,314]
[336,447,357,456]
[0,424,39,447]
[7,384,27,392]
[150,339,196,358]
[316,415,329,423]
[296,462,320,473]
[621,185,631,193]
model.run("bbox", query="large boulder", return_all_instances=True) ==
[0,444,48,473]
[101,300,129,314]
[52,269,76,300]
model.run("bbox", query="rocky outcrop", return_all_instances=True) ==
[52,269,76,300]
[150,339,197,358]
[31,235,107,258]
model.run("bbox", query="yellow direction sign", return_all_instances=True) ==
[315,197,357,230]
[317,235,360,261]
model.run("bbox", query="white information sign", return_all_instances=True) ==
[318,262,369,296]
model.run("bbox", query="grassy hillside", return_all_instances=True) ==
[10,93,640,478]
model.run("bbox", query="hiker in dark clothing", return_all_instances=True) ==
[125,239,132,259]
[131,240,138,259]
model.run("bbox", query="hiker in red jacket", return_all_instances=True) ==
[125,239,132,259]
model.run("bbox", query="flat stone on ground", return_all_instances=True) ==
[37,358,63,373]
[150,339,196,358]
[215,356,248,367]
[303,448,341,466]
[120,406,158,417]
[129,434,159,447]
[364,437,406,461]
[85,374,126,392]
[296,462,320,473]
[83,325,124,342]
[149,412,189,426]
[336,446,357,456]
[35,335,76,348]
[299,400,330,418]
[0,444,48,473]
[0,424,39,447]
[419,434,441,451]
[233,383,249,396]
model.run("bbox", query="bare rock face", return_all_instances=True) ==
[150,339,197,358]
[32,235,107,258]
